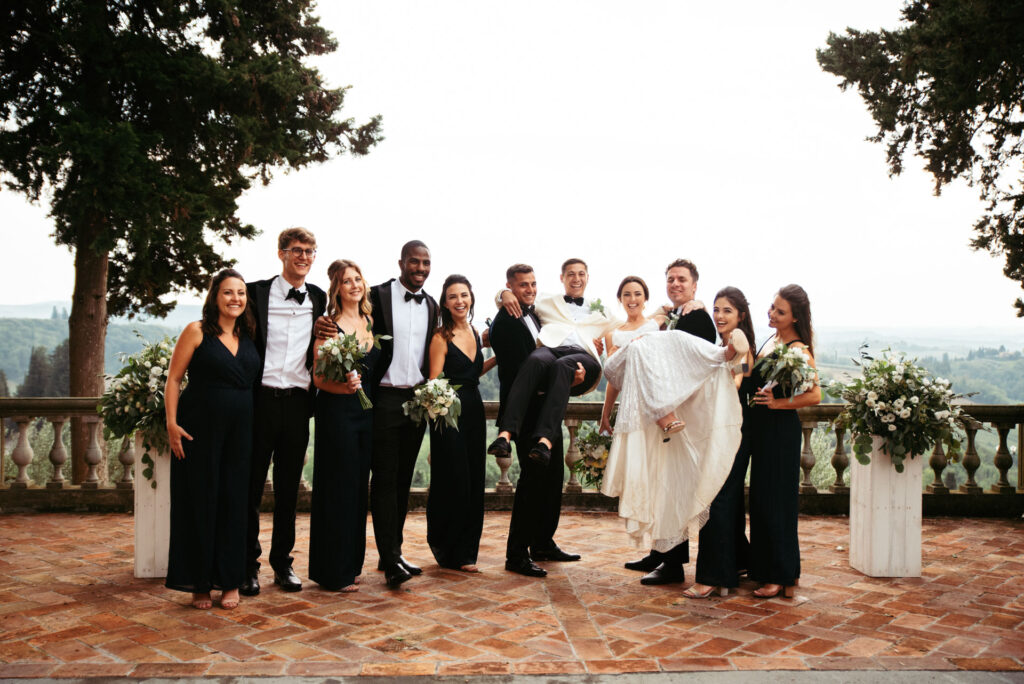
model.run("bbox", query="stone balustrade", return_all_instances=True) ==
[1,398,1021,515]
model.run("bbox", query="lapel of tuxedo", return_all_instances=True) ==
[254,278,273,353]
[377,279,395,336]
[550,294,573,323]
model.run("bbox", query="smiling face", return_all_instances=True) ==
[713,296,743,337]
[666,266,697,307]
[560,262,588,298]
[768,293,796,333]
[279,240,316,285]
[399,246,431,291]
[337,267,364,308]
[443,282,473,322]
[618,281,647,318]
[217,277,247,321]
[508,270,537,307]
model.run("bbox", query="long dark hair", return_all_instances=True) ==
[616,275,649,300]
[201,268,254,338]
[777,283,814,357]
[438,274,474,341]
[714,286,755,350]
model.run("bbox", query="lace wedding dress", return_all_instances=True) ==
[600,321,742,552]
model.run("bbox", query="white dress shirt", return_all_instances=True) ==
[524,311,540,341]
[560,299,590,350]
[261,276,313,390]
[380,279,430,388]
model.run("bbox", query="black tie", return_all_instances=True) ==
[286,287,306,305]
[563,295,584,306]
[405,291,426,304]
[523,304,535,314]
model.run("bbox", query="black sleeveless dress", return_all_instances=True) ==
[695,359,752,589]
[166,331,260,593]
[308,333,380,590]
[426,334,485,569]
[746,339,803,586]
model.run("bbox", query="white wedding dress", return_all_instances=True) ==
[600,320,742,552]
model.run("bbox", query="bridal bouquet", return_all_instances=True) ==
[749,341,818,407]
[402,376,461,430]
[571,421,613,489]
[97,333,177,485]
[315,326,389,409]
[827,347,968,472]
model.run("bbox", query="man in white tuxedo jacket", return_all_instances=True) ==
[488,258,618,467]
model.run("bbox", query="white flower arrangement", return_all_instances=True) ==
[750,341,818,407]
[402,376,462,431]
[314,325,389,409]
[827,346,969,473]
[571,420,613,489]
[589,298,606,316]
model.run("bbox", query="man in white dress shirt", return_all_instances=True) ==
[242,228,327,596]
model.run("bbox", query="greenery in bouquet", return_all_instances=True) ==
[315,325,390,409]
[402,375,461,430]
[750,341,818,407]
[827,346,969,473]
[97,333,177,486]
[571,420,613,489]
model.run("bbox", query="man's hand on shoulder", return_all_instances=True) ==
[314,315,337,341]
[499,289,522,319]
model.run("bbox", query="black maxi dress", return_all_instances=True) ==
[166,332,259,593]
[308,342,380,590]
[426,334,485,569]
[746,340,803,586]
[694,373,752,589]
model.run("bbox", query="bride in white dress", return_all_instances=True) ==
[599,276,744,553]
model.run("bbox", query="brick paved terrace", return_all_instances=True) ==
[0,512,1022,678]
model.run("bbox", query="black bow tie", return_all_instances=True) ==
[285,287,306,305]
[523,304,535,314]
[563,295,584,306]
[404,291,426,304]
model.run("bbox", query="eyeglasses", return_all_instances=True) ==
[285,247,317,258]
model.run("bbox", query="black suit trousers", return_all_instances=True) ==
[246,388,312,573]
[370,387,426,566]
[505,397,565,561]
[499,346,601,443]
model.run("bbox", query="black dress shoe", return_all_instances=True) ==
[531,546,580,562]
[398,557,422,575]
[487,436,512,458]
[640,563,685,586]
[505,558,547,578]
[528,441,551,466]
[239,574,260,597]
[273,567,302,592]
[624,554,660,572]
[384,562,412,589]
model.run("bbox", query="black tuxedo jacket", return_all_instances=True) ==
[489,307,540,424]
[368,279,439,388]
[668,308,717,344]
[246,276,327,393]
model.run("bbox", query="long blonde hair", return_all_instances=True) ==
[326,259,372,319]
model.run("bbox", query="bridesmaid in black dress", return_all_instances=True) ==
[686,286,756,599]
[165,268,259,610]
[426,275,496,571]
[747,284,821,599]
[309,259,379,592]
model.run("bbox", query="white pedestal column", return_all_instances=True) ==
[133,434,171,578]
[849,436,923,577]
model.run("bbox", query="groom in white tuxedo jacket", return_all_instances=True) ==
[488,258,619,467]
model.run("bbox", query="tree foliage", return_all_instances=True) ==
[817,0,1024,315]
[0,0,383,317]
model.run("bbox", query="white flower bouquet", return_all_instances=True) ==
[402,376,461,430]
[571,421,613,489]
[314,326,389,409]
[97,333,177,485]
[750,341,818,407]
[826,347,969,472]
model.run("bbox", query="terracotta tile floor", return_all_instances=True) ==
[0,512,1022,677]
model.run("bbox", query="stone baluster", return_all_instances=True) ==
[958,419,982,494]
[298,451,309,492]
[117,436,135,489]
[81,417,103,489]
[564,417,582,493]
[990,423,1015,494]
[265,466,274,492]
[926,440,948,494]
[830,426,849,493]
[494,449,513,493]
[10,416,34,489]
[46,417,68,489]
[799,421,817,494]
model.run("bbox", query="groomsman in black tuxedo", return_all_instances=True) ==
[241,228,327,596]
[367,241,438,588]
[489,264,585,578]
[625,257,717,586]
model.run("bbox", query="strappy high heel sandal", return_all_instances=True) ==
[682,584,729,599]
[754,580,798,599]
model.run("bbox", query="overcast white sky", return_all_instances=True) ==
[2,0,1022,331]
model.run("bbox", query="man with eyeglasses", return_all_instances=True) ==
[240,228,326,596]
